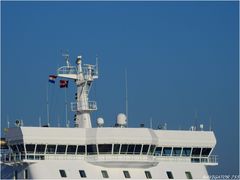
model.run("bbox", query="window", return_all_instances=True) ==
[182,148,191,157]
[24,169,28,179]
[10,145,18,153]
[154,147,162,156]
[148,145,156,155]
[67,145,77,154]
[17,144,25,154]
[14,170,18,179]
[162,147,172,156]
[36,144,46,154]
[172,147,182,156]
[201,148,211,157]
[79,170,87,178]
[77,145,85,155]
[98,144,112,154]
[127,144,135,154]
[134,144,142,154]
[123,171,131,178]
[120,144,128,154]
[87,144,97,155]
[56,145,66,154]
[101,170,109,178]
[145,171,152,179]
[46,145,56,154]
[142,145,149,155]
[166,171,174,179]
[113,144,120,154]
[59,170,67,178]
[26,144,35,153]
[192,148,201,157]
[185,171,193,179]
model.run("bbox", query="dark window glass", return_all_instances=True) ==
[67,145,77,154]
[182,148,191,156]
[113,144,120,154]
[162,147,172,156]
[142,145,149,155]
[17,144,25,153]
[26,144,35,153]
[185,171,193,179]
[154,147,162,156]
[77,145,85,155]
[79,170,87,178]
[145,171,152,179]
[149,145,156,155]
[46,145,56,154]
[59,170,67,178]
[123,171,131,178]
[201,148,211,157]
[172,147,182,156]
[166,171,174,179]
[127,144,135,154]
[101,170,109,178]
[10,145,18,153]
[36,144,46,154]
[56,145,66,154]
[87,144,97,155]
[192,148,201,157]
[24,169,28,179]
[120,144,128,154]
[98,144,112,154]
[134,144,142,154]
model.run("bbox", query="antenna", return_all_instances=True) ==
[39,116,42,127]
[46,84,50,126]
[62,50,70,67]
[150,117,153,129]
[125,68,128,127]
[7,115,10,128]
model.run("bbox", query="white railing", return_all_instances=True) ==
[71,101,97,112]
[57,66,77,75]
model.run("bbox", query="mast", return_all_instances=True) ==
[57,54,98,128]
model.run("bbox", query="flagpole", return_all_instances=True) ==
[65,87,68,127]
[46,83,50,126]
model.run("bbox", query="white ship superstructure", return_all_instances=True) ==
[1,55,218,179]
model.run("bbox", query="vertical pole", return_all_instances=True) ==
[125,68,128,127]
[65,87,68,127]
[39,116,42,127]
[150,117,153,129]
[46,84,50,126]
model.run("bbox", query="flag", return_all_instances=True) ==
[60,80,68,88]
[49,75,57,83]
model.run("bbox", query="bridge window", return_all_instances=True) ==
[120,144,128,154]
[201,148,211,157]
[113,144,120,154]
[17,144,25,154]
[10,145,18,153]
[46,145,56,154]
[154,147,162,156]
[87,144,97,155]
[123,170,131,178]
[24,169,28,179]
[36,144,46,154]
[149,145,156,155]
[56,145,66,154]
[77,145,85,155]
[59,170,67,178]
[185,171,193,179]
[67,145,77,154]
[98,144,112,154]
[166,171,174,179]
[192,148,201,157]
[127,144,135,154]
[172,147,182,156]
[142,145,149,155]
[162,147,172,156]
[145,171,152,179]
[79,170,87,178]
[26,144,35,154]
[101,170,109,178]
[182,148,191,157]
[134,144,142,154]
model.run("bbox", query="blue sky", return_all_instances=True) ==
[1,1,239,175]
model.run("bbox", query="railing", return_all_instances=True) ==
[57,66,77,75]
[71,101,97,112]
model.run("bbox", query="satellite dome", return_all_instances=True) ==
[97,117,104,127]
[117,113,127,126]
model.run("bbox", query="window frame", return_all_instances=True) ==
[185,171,193,179]
[123,170,131,179]
[101,170,109,178]
[79,170,87,178]
[59,169,67,178]
[166,171,174,179]
[145,171,152,179]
